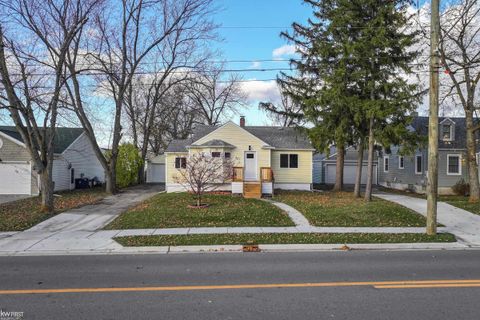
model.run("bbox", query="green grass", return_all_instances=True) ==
[115,233,456,246]
[273,191,427,227]
[0,188,108,231]
[105,192,294,229]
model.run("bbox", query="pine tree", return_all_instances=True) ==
[278,0,421,195]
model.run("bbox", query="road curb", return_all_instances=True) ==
[0,241,478,256]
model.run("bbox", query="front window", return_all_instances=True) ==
[175,157,187,169]
[442,124,452,140]
[415,155,422,174]
[447,154,461,175]
[280,154,298,168]
[383,156,389,172]
[224,152,231,159]
[211,152,221,158]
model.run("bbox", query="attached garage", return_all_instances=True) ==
[0,162,32,194]
[325,162,377,185]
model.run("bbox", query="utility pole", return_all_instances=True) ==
[426,0,440,235]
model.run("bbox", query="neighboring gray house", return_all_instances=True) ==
[378,117,480,195]
[0,126,105,195]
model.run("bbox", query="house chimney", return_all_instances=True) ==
[240,116,245,127]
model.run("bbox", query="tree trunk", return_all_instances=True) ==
[354,141,364,198]
[138,162,146,184]
[39,170,54,212]
[465,110,480,202]
[106,162,117,194]
[333,145,344,191]
[364,117,375,202]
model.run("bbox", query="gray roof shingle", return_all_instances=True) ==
[165,123,313,152]
[0,126,84,153]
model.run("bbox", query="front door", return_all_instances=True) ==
[244,152,257,181]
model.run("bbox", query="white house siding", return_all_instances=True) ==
[52,158,72,191]
[62,133,105,183]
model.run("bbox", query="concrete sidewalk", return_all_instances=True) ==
[375,192,480,245]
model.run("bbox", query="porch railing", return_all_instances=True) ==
[260,167,273,182]
[232,167,244,182]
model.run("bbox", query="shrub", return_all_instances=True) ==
[452,179,470,196]
[115,143,143,188]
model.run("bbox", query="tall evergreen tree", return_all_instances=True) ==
[278,0,421,195]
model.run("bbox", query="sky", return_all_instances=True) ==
[211,0,312,125]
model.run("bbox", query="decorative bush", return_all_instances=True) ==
[452,179,470,196]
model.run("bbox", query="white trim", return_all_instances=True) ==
[415,155,423,175]
[273,148,316,151]
[446,154,462,175]
[0,131,26,148]
[274,183,311,191]
[398,155,404,169]
[383,156,389,173]
[476,152,480,165]
[324,146,354,160]
[191,121,271,148]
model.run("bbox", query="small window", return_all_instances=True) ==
[442,124,452,140]
[383,156,389,172]
[447,154,461,175]
[211,152,221,158]
[246,153,255,159]
[398,156,404,169]
[280,154,298,168]
[175,157,187,169]
[280,154,289,168]
[224,152,231,159]
[415,155,422,174]
[70,168,75,184]
[289,154,298,168]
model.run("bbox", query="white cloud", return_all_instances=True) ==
[272,44,296,59]
[241,80,280,104]
[250,61,261,68]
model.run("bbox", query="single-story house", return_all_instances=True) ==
[145,154,165,183]
[0,126,105,195]
[379,116,480,195]
[165,117,314,197]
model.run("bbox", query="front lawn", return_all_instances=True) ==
[105,192,294,229]
[0,188,108,231]
[115,233,456,246]
[274,191,427,227]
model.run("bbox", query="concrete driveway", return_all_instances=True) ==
[0,194,33,205]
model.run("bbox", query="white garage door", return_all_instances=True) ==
[0,163,31,194]
[146,163,165,183]
[325,163,377,185]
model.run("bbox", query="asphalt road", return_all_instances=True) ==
[1,250,480,319]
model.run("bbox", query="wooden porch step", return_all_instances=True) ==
[243,182,261,199]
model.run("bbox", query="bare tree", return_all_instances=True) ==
[259,84,304,127]
[437,0,480,202]
[64,0,216,193]
[173,152,234,207]
[0,0,100,211]
[187,62,247,126]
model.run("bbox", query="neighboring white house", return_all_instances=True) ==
[0,126,105,195]
[145,154,165,183]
